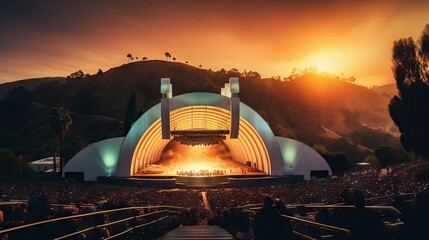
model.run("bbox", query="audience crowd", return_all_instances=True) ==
[0,161,428,239]
[207,162,428,212]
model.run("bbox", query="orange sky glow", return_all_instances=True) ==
[1,0,429,86]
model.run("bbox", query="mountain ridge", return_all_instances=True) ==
[0,60,400,161]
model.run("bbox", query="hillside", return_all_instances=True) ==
[373,84,398,99]
[0,77,66,99]
[283,74,392,134]
[0,60,400,161]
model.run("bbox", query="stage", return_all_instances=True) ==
[97,174,304,188]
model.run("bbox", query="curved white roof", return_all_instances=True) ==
[63,137,124,181]
[117,92,284,177]
[64,93,331,181]
[277,137,332,180]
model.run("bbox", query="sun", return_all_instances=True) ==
[304,50,339,73]
[314,62,328,72]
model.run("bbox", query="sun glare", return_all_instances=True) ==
[301,50,348,74]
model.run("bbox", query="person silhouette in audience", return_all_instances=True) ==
[401,190,429,240]
[347,190,385,240]
[275,199,293,239]
[254,196,282,240]
[236,210,254,240]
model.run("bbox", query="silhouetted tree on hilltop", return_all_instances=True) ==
[389,24,429,157]
[165,52,171,60]
[284,66,356,82]
[67,70,85,80]
[127,53,133,62]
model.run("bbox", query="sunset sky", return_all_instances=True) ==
[1,0,429,86]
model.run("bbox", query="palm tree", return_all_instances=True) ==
[165,52,171,60]
[43,137,60,173]
[50,107,72,178]
[126,53,133,62]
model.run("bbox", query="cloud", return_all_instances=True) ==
[1,0,429,84]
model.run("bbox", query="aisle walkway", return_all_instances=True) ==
[201,191,211,211]
[158,226,233,240]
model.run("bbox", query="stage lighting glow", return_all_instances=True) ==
[100,149,117,168]
[98,140,122,176]
[135,141,263,176]
[282,142,298,169]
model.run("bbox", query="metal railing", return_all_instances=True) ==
[306,205,402,217]
[0,205,190,239]
[282,214,350,240]
[365,193,416,205]
[234,203,351,240]
[237,201,412,240]
[0,201,27,206]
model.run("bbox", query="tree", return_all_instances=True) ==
[172,57,176,61]
[324,152,349,176]
[374,146,408,167]
[43,137,59,173]
[0,148,17,177]
[313,144,349,175]
[3,87,32,116]
[165,52,171,60]
[123,93,137,135]
[364,155,381,168]
[142,57,148,61]
[126,53,133,62]
[242,70,261,80]
[227,68,240,77]
[73,90,100,114]
[389,24,429,157]
[49,107,72,177]
[67,70,85,79]
[70,135,88,156]
[97,68,103,75]
[137,109,144,118]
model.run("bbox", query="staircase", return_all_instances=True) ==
[158,226,233,240]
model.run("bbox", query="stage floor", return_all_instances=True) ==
[98,174,304,188]
[136,142,267,177]
[132,171,268,177]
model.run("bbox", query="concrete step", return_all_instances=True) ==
[157,226,233,240]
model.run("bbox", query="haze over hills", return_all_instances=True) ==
[372,83,398,100]
[0,60,400,161]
